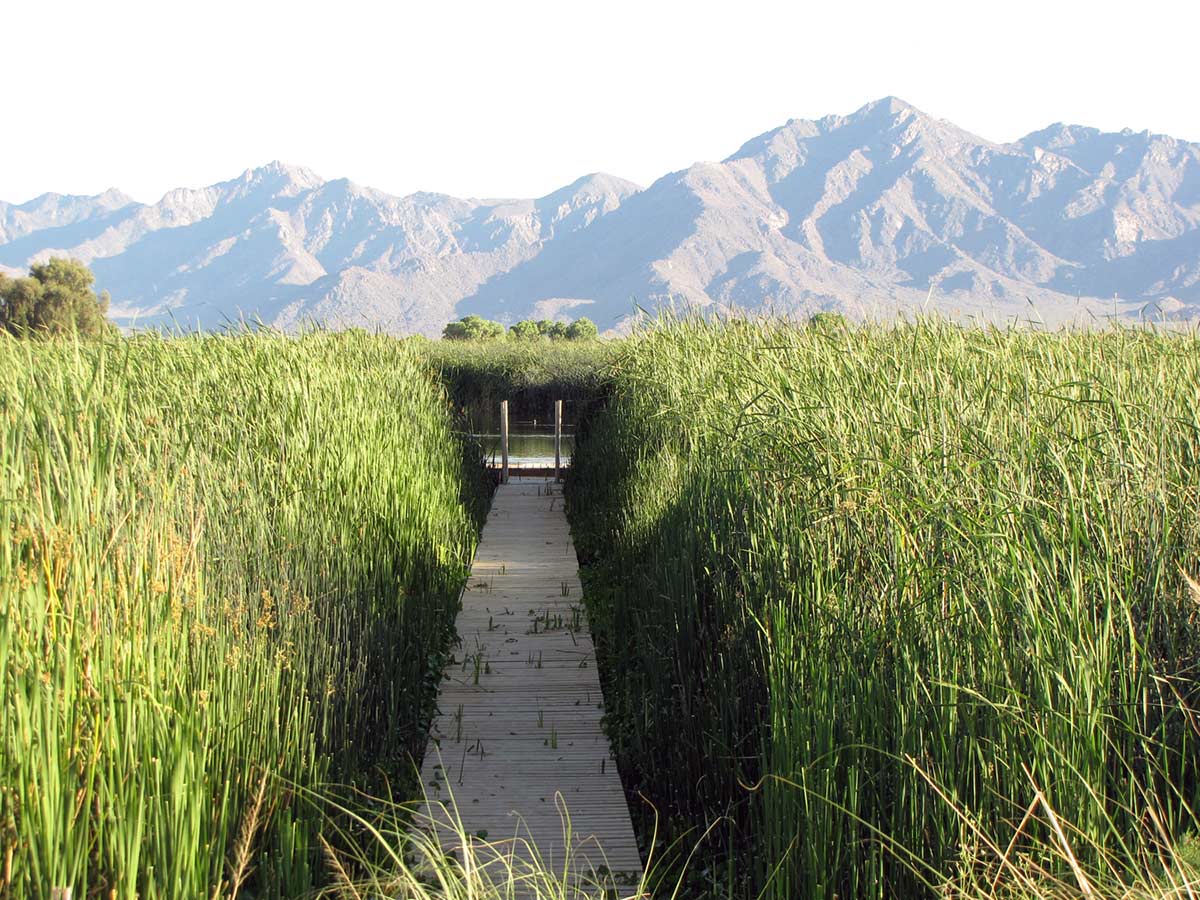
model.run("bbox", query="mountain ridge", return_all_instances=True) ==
[3,99,1198,332]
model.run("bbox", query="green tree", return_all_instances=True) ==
[0,258,113,338]
[508,320,542,341]
[536,320,568,340]
[441,315,505,341]
[565,317,598,341]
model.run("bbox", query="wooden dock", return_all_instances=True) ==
[417,477,643,888]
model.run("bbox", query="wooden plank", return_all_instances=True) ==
[500,400,510,484]
[555,398,563,482]
[416,476,643,887]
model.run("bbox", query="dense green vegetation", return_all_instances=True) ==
[442,314,507,341]
[441,314,599,342]
[569,319,1200,898]
[0,331,488,898]
[5,317,1198,899]
[0,258,114,338]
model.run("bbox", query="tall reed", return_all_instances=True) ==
[569,318,1200,898]
[0,330,488,898]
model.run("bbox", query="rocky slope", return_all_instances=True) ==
[3,98,1197,332]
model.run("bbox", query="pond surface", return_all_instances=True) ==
[474,431,575,466]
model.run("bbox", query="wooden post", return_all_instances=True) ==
[500,400,509,484]
[554,399,563,482]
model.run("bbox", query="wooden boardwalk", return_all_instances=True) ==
[417,477,643,887]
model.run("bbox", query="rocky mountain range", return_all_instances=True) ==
[3,97,1198,333]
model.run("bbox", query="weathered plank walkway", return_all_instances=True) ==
[418,477,643,886]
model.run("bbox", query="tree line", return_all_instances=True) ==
[1,258,609,343]
[442,315,599,342]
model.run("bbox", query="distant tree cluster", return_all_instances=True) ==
[509,318,598,341]
[0,258,113,338]
[441,315,506,341]
[441,315,599,342]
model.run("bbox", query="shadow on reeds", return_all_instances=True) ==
[565,317,1200,899]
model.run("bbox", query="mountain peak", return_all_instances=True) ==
[95,187,137,210]
[855,96,921,117]
[728,96,958,167]
[542,172,641,204]
[240,161,324,193]
[1019,122,1092,149]
[13,187,134,211]
[97,187,133,201]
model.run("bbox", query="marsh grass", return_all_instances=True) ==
[0,330,488,897]
[568,317,1200,898]
[315,787,655,900]
[7,318,1198,899]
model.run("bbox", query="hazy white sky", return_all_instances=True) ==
[5,0,1198,205]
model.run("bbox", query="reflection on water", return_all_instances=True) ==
[474,433,575,466]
